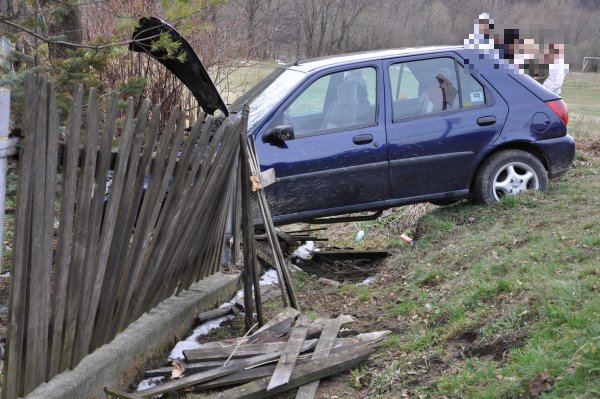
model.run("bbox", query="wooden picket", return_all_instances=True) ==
[1,74,253,398]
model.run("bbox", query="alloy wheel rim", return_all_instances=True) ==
[492,161,539,201]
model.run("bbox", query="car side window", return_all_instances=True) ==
[287,75,331,116]
[389,58,459,121]
[272,66,377,137]
[457,64,486,108]
[389,64,419,100]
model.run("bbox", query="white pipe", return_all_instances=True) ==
[0,88,10,271]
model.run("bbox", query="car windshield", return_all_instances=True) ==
[230,68,306,131]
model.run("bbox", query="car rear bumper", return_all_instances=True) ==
[533,135,576,178]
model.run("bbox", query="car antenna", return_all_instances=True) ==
[293,57,301,66]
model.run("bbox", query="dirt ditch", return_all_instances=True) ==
[291,246,389,283]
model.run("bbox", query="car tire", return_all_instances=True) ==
[473,150,548,204]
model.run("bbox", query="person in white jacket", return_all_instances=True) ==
[464,13,495,52]
[542,43,568,95]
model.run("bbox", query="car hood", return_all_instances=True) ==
[129,17,228,116]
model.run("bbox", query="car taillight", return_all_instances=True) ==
[546,99,569,125]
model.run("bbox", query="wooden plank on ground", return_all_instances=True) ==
[252,308,299,336]
[106,351,288,399]
[295,316,343,399]
[197,306,236,323]
[145,356,258,378]
[149,331,390,379]
[267,327,308,390]
[212,345,375,399]
[244,315,295,345]
[184,339,316,362]
[193,365,276,391]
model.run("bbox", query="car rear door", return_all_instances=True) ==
[384,53,509,198]
[255,62,390,220]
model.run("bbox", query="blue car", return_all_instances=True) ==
[132,19,575,226]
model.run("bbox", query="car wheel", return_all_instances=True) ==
[473,150,548,204]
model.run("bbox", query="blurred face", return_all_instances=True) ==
[523,38,538,56]
[553,43,565,57]
[478,19,490,35]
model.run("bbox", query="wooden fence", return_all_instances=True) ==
[2,73,254,398]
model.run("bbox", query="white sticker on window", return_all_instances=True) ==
[470,91,484,102]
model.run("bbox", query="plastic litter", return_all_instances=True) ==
[355,230,365,242]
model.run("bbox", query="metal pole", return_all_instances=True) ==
[0,88,10,271]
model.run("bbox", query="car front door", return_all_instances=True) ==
[384,54,509,199]
[256,63,389,220]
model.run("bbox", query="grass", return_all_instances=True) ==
[355,171,600,397]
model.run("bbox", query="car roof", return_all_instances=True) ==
[286,46,465,72]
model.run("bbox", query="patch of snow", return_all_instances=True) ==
[358,276,376,286]
[259,268,279,286]
[136,376,164,392]
[168,314,235,360]
[292,241,316,260]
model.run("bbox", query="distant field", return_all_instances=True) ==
[212,60,279,105]
[561,72,600,140]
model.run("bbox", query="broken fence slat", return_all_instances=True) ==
[212,345,375,399]
[104,387,141,399]
[146,357,252,378]
[267,327,308,391]
[196,340,386,393]
[122,350,287,398]
[252,307,299,336]
[296,316,343,399]
[147,331,390,378]
[197,306,236,323]
[193,365,277,391]
[184,339,317,362]
[249,316,296,344]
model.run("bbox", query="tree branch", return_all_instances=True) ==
[1,17,133,49]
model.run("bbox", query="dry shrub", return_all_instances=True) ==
[79,1,257,124]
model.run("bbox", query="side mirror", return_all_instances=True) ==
[263,125,295,144]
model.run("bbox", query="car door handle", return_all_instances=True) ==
[477,116,497,126]
[353,134,373,144]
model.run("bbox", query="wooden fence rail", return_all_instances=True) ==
[2,73,252,398]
